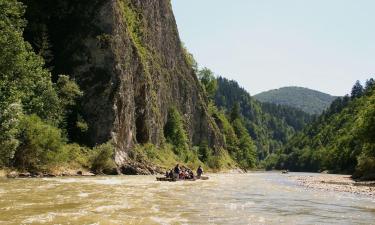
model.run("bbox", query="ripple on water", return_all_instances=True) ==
[93,203,130,213]
[1,173,374,225]
[22,211,88,224]
[77,192,89,198]
[22,213,55,224]
[150,215,188,225]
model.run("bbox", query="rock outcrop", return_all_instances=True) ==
[22,0,224,168]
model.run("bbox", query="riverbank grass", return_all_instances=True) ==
[132,144,237,172]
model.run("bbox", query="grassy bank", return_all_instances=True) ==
[131,143,237,173]
[2,142,239,177]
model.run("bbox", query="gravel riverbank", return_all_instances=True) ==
[290,174,375,197]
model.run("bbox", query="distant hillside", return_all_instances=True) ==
[214,77,313,159]
[263,79,375,180]
[254,87,337,114]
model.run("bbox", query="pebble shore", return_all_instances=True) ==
[290,174,375,197]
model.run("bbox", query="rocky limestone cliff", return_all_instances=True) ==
[22,0,224,169]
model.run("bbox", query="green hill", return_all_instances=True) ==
[254,87,337,114]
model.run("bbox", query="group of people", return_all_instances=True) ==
[165,164,204,180]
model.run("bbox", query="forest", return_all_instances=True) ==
[263,79,375,180]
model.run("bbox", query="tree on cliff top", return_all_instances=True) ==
[198,68,218,98]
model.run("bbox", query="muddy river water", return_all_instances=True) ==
[0,172,374,224]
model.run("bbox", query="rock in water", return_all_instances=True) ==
[22,0,224,170]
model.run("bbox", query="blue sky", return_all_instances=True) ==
[171,0,375,96]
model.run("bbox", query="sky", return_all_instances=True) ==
[171,0,375,96]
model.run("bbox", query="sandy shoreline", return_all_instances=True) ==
[289,174,375,197]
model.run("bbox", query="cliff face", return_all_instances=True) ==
[22,0,224,167]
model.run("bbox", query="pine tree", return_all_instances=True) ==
[230,102,241,122]
[351,80,364,99]
[164,107,189,152]
[365,78,375,93]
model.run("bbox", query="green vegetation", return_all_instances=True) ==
[90,143,117,175]
[0,0,112,174]
[0,0,60,125]
[254,86,337,114]
[0,0,59,169]
[119,0,148,63]
[198,68,218,98]
[162,106,236,170]
[164,107,189,153]
[194,66,258,169]
[214,77,312,160]
[208,103,257,169]
[14,115,66,172]
[260,102,314,131]
[263,79,375,180]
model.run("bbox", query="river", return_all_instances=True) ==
[0,172,374,225]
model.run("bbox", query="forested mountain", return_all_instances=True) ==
[264,79,375,180]
[214,77,313,160]
[254,86,337,114]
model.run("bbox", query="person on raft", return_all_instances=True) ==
[165,170,173,178]
[173,164,180,179]
[197,165,203,178]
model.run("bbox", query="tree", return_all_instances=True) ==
[365,78,375,93]
[198,141,210,162]
[230,102,241,122]
[0,0,62,166]
[182,43,198,73]
[164,107,189,152]
[357,95,375,144]
[32,24,54,67]
[55,75,82,108]
[55,74,83,131]
[198,68,218,98]
[351,80,364,99]
[232,119,257,168]
[0,103,22,167]
[0,0,60,123]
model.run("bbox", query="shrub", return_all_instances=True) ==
[14,115,65,172]
[354,144,375,180]
[90,142,116,174]
[261,154,280,171]
[207,150,235,170]
[60,144,91,168]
